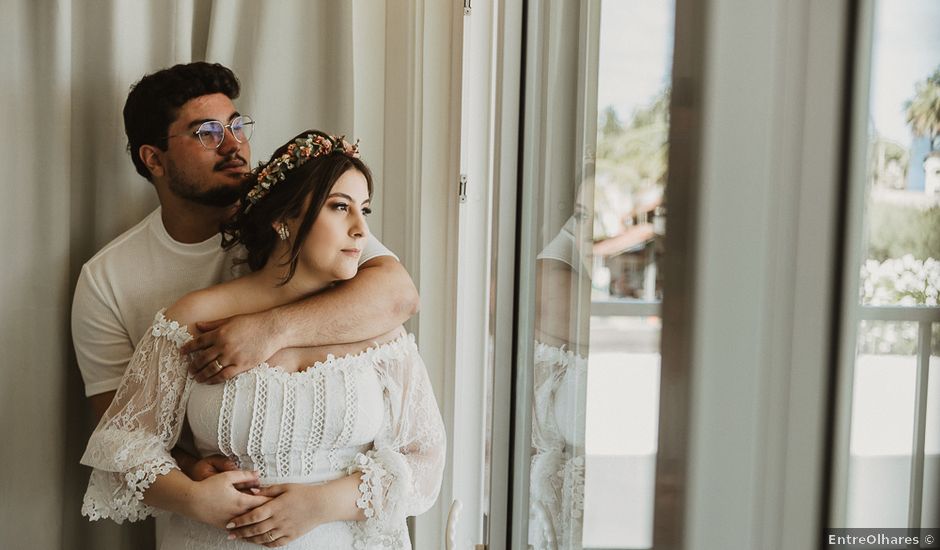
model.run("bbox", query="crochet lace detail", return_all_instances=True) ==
[302,371,327,476]
[330,367,360,470]
[81,458,176,523]
[275,382,296,477]
[344,335,447,546]
[217,376,237,463]
[80,309,192,523]
[81,320,445,549]
[528,341,588,548]
[246,372,269,476]
[150,309,193,347]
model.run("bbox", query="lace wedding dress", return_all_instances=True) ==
[528,342,587,549]
[81,310,446,549]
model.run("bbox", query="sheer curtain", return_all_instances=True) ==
[0,1,393,548]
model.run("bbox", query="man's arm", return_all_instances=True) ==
[89,391,116,420]
[72,266,137,409]
[74,266,250,483]
[181,256,419,381]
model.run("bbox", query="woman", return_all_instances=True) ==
[80,130,446,549]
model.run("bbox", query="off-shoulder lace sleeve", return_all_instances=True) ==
[80,309,194,523]
[347,336,446,544]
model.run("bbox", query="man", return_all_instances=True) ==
[72,61,417,504]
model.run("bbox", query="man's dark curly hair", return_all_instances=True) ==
[123,62,241,180]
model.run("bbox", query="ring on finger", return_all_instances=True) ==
[212,360,224,372]
[266,531,276,542]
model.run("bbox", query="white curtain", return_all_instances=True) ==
[0,1,391,548]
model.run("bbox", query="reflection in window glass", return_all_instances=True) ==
[843,0,940,530]
[584,1,674,548]
[848,321,917,527]
[924,335,939,528]
[593,1,672,304]
[583,317,660,548]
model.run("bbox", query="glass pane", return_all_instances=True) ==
[583,1,673,548]
[518,1,675,548]
[521,1,598,547]
[924,327,939,528]
[582,316,660,549]
[847,321,917,527]
[835,0,940,531]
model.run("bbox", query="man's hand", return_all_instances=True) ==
[189,455,234,480]
[180,312,282,383]
[182,454,261,492]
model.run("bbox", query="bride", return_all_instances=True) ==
[80,130,446,549]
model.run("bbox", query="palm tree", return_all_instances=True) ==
[905,67,940,151]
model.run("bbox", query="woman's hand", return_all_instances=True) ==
[226,474,367,546]
[184,470,271,529]
[224,483,327,547]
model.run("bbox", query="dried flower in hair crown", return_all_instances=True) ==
[244,132,360,211]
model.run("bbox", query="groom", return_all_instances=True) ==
[72,61,418,532]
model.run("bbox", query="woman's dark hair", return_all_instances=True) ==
[222,130,373,284]
[123,62,241,180]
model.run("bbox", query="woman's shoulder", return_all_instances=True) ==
[164,286,232,331]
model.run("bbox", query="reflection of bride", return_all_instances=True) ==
[529,214,590,549]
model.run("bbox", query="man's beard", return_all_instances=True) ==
[166,158,246,207]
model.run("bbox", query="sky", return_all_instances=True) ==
[871,0,940,145]
[596,0,940,145]
[596,1,675,124]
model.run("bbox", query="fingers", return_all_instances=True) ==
[188,354,214,378]
[179,318,230,355]
[189,348,221,377]
[253,484,287,498]
[207,455,238,472]
[235,521,285,545]
[228,520,284,545]
[202,367,238,385]
[233,477,262,491]
[240,493,272,508]
[191,455,236,481]
[192,355,236,383]
[195,318,229,333]
[189,351,248,384]
[227,507,274,535]
[180,332,213,356]
[220,469,261,486]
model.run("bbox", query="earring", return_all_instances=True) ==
[276,223,290,241]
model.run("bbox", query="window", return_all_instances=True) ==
[833,0,940,531]
[513,1,675,548]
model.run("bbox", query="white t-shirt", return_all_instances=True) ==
[536,216,585,273]
[72,207,395,397]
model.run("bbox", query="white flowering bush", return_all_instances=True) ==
[857,255,940,354]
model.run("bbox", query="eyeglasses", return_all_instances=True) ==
[167,115,255,150]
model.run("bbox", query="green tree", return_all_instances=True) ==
[597,87,670,194]
[595,88,670,238]
[905,67,940,151]
[600,106,624,138]
[630,87,670,129]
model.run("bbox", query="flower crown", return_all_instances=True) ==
[244,132,360,211]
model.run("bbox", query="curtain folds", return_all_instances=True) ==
[0,2,384,548]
